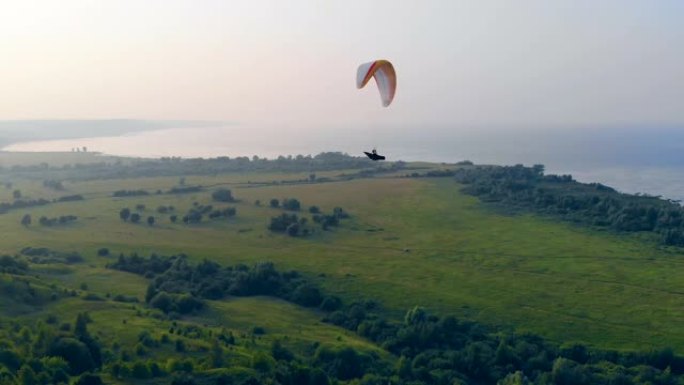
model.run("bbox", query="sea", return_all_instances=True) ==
[3,124,684,202]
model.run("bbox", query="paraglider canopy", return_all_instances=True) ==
[356,60,396,107]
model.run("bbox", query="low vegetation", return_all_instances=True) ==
[453,164,684,245]
[2,152,684,384]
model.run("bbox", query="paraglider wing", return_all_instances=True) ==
[356,60,396,107]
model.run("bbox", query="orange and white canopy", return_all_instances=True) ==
[356,60,396,107]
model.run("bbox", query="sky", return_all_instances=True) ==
[1,0,683,137]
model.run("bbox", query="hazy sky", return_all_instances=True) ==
[1,0,682,135]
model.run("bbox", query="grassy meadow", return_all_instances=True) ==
[2,152,684,355]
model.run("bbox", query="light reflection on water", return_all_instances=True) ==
[3,126,684,201]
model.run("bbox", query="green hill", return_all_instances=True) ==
[1,152,684,384]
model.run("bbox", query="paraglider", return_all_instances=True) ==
[356,59,396,107]
[364,149,385,161]
[357,59,396,161]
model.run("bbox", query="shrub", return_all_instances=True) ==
[212,188,235,202]
[282,198,301,211]
[130,213,141,223]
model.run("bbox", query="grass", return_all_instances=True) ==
[195,297,386,356]
[2,159,684,352]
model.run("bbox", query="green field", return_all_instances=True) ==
[2,158,684,354]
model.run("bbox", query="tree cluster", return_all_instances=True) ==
[0,255,28,274]
[1,152,378,182]
[0,313,103,385]
[0,198,50,214]
[108,254,338,316]
[324,303,684,384]
[20,247,83,264]
[454,164,684,246]
[56,195,84,202]
[38,215,77,227]
[156,205,175,214]
[211,188,234,202]
[207,207,236,220]
[181,204,211,224]
[312,207,349,230]
[267,196,350,235]
[268,213,309,236]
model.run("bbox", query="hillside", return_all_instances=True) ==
[0,152,683,384]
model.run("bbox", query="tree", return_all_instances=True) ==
[131,362,151,379]
[75,312,91,337]
[150,292,173,313]
[170,215,178,223]
[210,339,224,368]
[130,213,141,223]
[498,371,532,385]
[145,284,158,303]
[320,296,342,312]
[21,214,31,226]
[13,190,21,199]
[75,373,103,385]
[212,188,235,202]
[551,358,590,385]
[17,365,37,385]
[270,198,279,208]
[119,208,131,221]
[175,339,186,353]
[271,340,294,362]
[291,284,322,307]
[309,206,320,214]
[282,198,301,211]
[47,338,95,375]
[147,216,155,226]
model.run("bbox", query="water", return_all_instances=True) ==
[3,125,684,201]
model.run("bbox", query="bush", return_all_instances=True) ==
[119,208,131,221]
[320,296,343,312]
[212,188,235,202]
[57,194,84,202]
[291,284,323,307]
[286,223,300,237]
[97,248,109,257]
[269,213,299,233]
[75,373,103,385]
[282,198,301,211]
